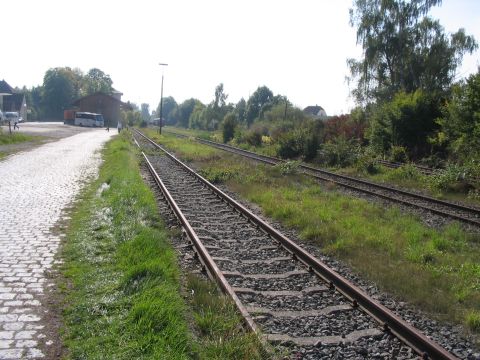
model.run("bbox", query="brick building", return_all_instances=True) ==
[71,91,131,127]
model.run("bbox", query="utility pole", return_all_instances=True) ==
[158,63,168,134]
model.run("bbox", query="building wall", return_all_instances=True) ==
[76,95,120,127]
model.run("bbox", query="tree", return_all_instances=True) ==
[234,98,247,123]
[434,69,480,161]
[214,83,228,109]
[222,113,237,143]
[158,96,177,125]
[84,68,113,95]
[175,98,197,128]
[245,86,274,126]
[348,0,477,104]
[367,90,441,158]
[42,67,78,119]
[189,101,207,129]
[140,103,150,122]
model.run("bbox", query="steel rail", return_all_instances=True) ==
[134,129,458,360]
[136,143,261,339]
[376,159,437,174]
[163,129,480,227]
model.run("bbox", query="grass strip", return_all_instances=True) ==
[0,131,36,144]
[60,131,266,359]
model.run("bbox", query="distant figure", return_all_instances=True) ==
[117,122,122,133]
[13,121,19,130]
[106,125,109,132]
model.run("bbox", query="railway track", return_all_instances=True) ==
[162,129,480,228]
[376,159,438,175]
[133,129,459,359]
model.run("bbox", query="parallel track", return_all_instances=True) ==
[133,129,458,359]
[162,129,480,228]
[376,159,438,175]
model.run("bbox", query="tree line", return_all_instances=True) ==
[21,67,115,120]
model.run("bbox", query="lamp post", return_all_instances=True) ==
[158,63,168,134]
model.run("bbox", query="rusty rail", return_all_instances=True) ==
[134,129,458,360]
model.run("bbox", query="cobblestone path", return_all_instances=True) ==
[0,129,114,359]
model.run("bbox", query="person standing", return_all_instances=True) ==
[117,121,122,133]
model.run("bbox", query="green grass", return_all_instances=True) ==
[0,131,36,145]
[61,131,266,359]
[186,275,267,359]
[152,134,480,341]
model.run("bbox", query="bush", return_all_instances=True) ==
[427,162,479,193]
[222,113,237,143]
[276,129,320,161]
[244,130,262,146]
[274,161,300,175]
[389,145,408,163]
[385,164,423,182]
[277,132,302,158]
[355,154,379,174]
[318,138,361,167]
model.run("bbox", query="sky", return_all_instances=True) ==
[2,0,479,116]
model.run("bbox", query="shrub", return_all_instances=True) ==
[466,311,480,332]
[244,130,263,146]
[389,145,408,163]
[385,164,423,182]
[318,138,361,167]
[275,161,300,175]
[277,131,305,159]
[427,161,479,193]
[276,129,320,161]
[222,113,237,143]
[355,154,379,174]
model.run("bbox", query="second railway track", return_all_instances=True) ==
[133,129,460,359]
[162,129,480,228]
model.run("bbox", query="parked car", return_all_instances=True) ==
[4,112,20,124]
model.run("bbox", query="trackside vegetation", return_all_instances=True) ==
[150,131,480,343]
[59,131,265,359]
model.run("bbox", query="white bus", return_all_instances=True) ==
[74,112,105,127]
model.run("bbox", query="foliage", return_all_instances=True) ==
[389,145,409,162]
[348,0,477,103]
[122,109,142,127]
[367,90,441,159]
[433,70,480,162]
[188,101,207,129]
[234,98,247,123]
[84,68,113,94]
[245,86,274,126]
[243,129,263,147]
[213,83,228,109]
[277,128,320,161]
[274,161,300,175]
[355,153,379,174]
[319,138,361,167]
[42,67,79,119]
[140,103,150,123]
[155,96,178,126]
[222,112,237,143]
[428,161,480,193]
[30,66,116,120]
[385,164,423,182]
[173,98,196,128]
[323,109,367,143]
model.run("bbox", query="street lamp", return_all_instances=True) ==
[158,63,168,134]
